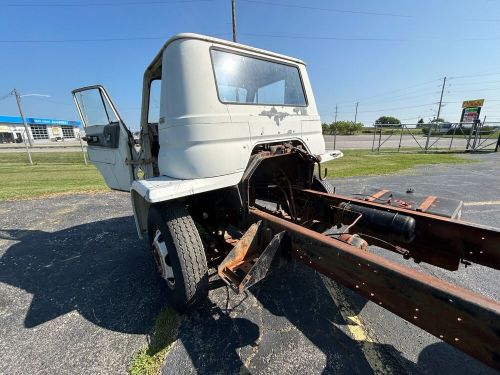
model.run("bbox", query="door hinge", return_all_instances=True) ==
[125,158,154,166]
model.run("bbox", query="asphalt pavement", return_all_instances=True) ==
[2,133,494,153]
[0,153,499,374]
[0,193,167,374]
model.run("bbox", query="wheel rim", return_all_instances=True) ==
[152,229,175,289]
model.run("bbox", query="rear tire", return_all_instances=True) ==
[147,201,208,313]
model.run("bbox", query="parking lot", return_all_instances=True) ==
[0,153,499,375]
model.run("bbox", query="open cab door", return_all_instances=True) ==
[72,85,136,191]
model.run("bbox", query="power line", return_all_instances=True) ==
[3,32,500,44]
[356,88,441,106]
[0,91,12,101]
[243,32,500,43]
[0,0,213,7]
[0,33,405,44]
[241,0,411,18]
[335,78,442,106]
[450,72,500,79]
[0,36,164,43]
[447,79,500,87]
[0,33,228,43]
[447,86,500,94]
[356,102,438,114]
[241,33,405,42]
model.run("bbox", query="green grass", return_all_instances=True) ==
[130,309,181,375]
[323,149,473,178]
[0,149,476,200]
[0,152,107,200]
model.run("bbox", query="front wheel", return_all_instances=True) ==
[147,201,208,312]
[312,176,335,194]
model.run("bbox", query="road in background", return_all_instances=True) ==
[0,134,480,154]
[0,141,84,153]
[324,134,470,150]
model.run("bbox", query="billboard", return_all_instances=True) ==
[460,99,484,124]
[462,99,484,108]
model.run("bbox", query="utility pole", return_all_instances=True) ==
[436,76,446,122]
[12,88,33,147]
[354,102,359,123]
[231,0,237,42]
[425,76,446,151]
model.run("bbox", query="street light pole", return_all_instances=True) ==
[12,88,33,147]
[354,102,359,123]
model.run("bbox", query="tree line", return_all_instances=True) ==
[321,121,363,135]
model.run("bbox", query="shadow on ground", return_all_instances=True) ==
[0,216,167,334]
[165,263,496,375]
[1,217,496,374]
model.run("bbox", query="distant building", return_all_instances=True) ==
[0,115,81,143]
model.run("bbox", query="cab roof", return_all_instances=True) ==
[144,33,306,79]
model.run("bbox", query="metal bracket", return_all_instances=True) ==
[125,158,154,166]
[218,222,289,293]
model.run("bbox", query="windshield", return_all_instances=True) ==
[211,49,307,106]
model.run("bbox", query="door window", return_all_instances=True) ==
[148,79,161,124]
[74,88,119,127]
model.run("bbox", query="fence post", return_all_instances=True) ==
[333,125,337,150]
[471,118,483,151]
[398,124,404,152]
[377,127,382,152]
[371,124,376,151]
[424,123,433,152]
[79,133,88,166]
[449,123,457,150]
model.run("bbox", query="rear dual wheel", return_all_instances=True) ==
[147,201,208,313]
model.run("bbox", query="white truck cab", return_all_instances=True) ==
[72,33,341,311]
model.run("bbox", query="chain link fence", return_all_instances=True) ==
[370,121,500,153]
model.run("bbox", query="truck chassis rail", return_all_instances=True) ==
[219,186,500,370]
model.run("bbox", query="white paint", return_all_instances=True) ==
[463,200,500,207]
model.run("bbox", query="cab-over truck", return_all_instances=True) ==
[72,34,500,370]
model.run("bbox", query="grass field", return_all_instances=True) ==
[0,152,107,200]
[323,149,472,178]
[0,150,472,200]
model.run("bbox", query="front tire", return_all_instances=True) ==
[312,176,335,194]
[147,201,208,312]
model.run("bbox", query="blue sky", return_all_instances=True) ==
[1,0,500,129]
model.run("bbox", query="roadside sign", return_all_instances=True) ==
[462,99,484,108]
[460,99,484,124]
[462,107,480,123]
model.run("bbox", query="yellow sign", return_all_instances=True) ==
[52,126,62,137]
[0,125,10,132]
[462,99,484,108]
